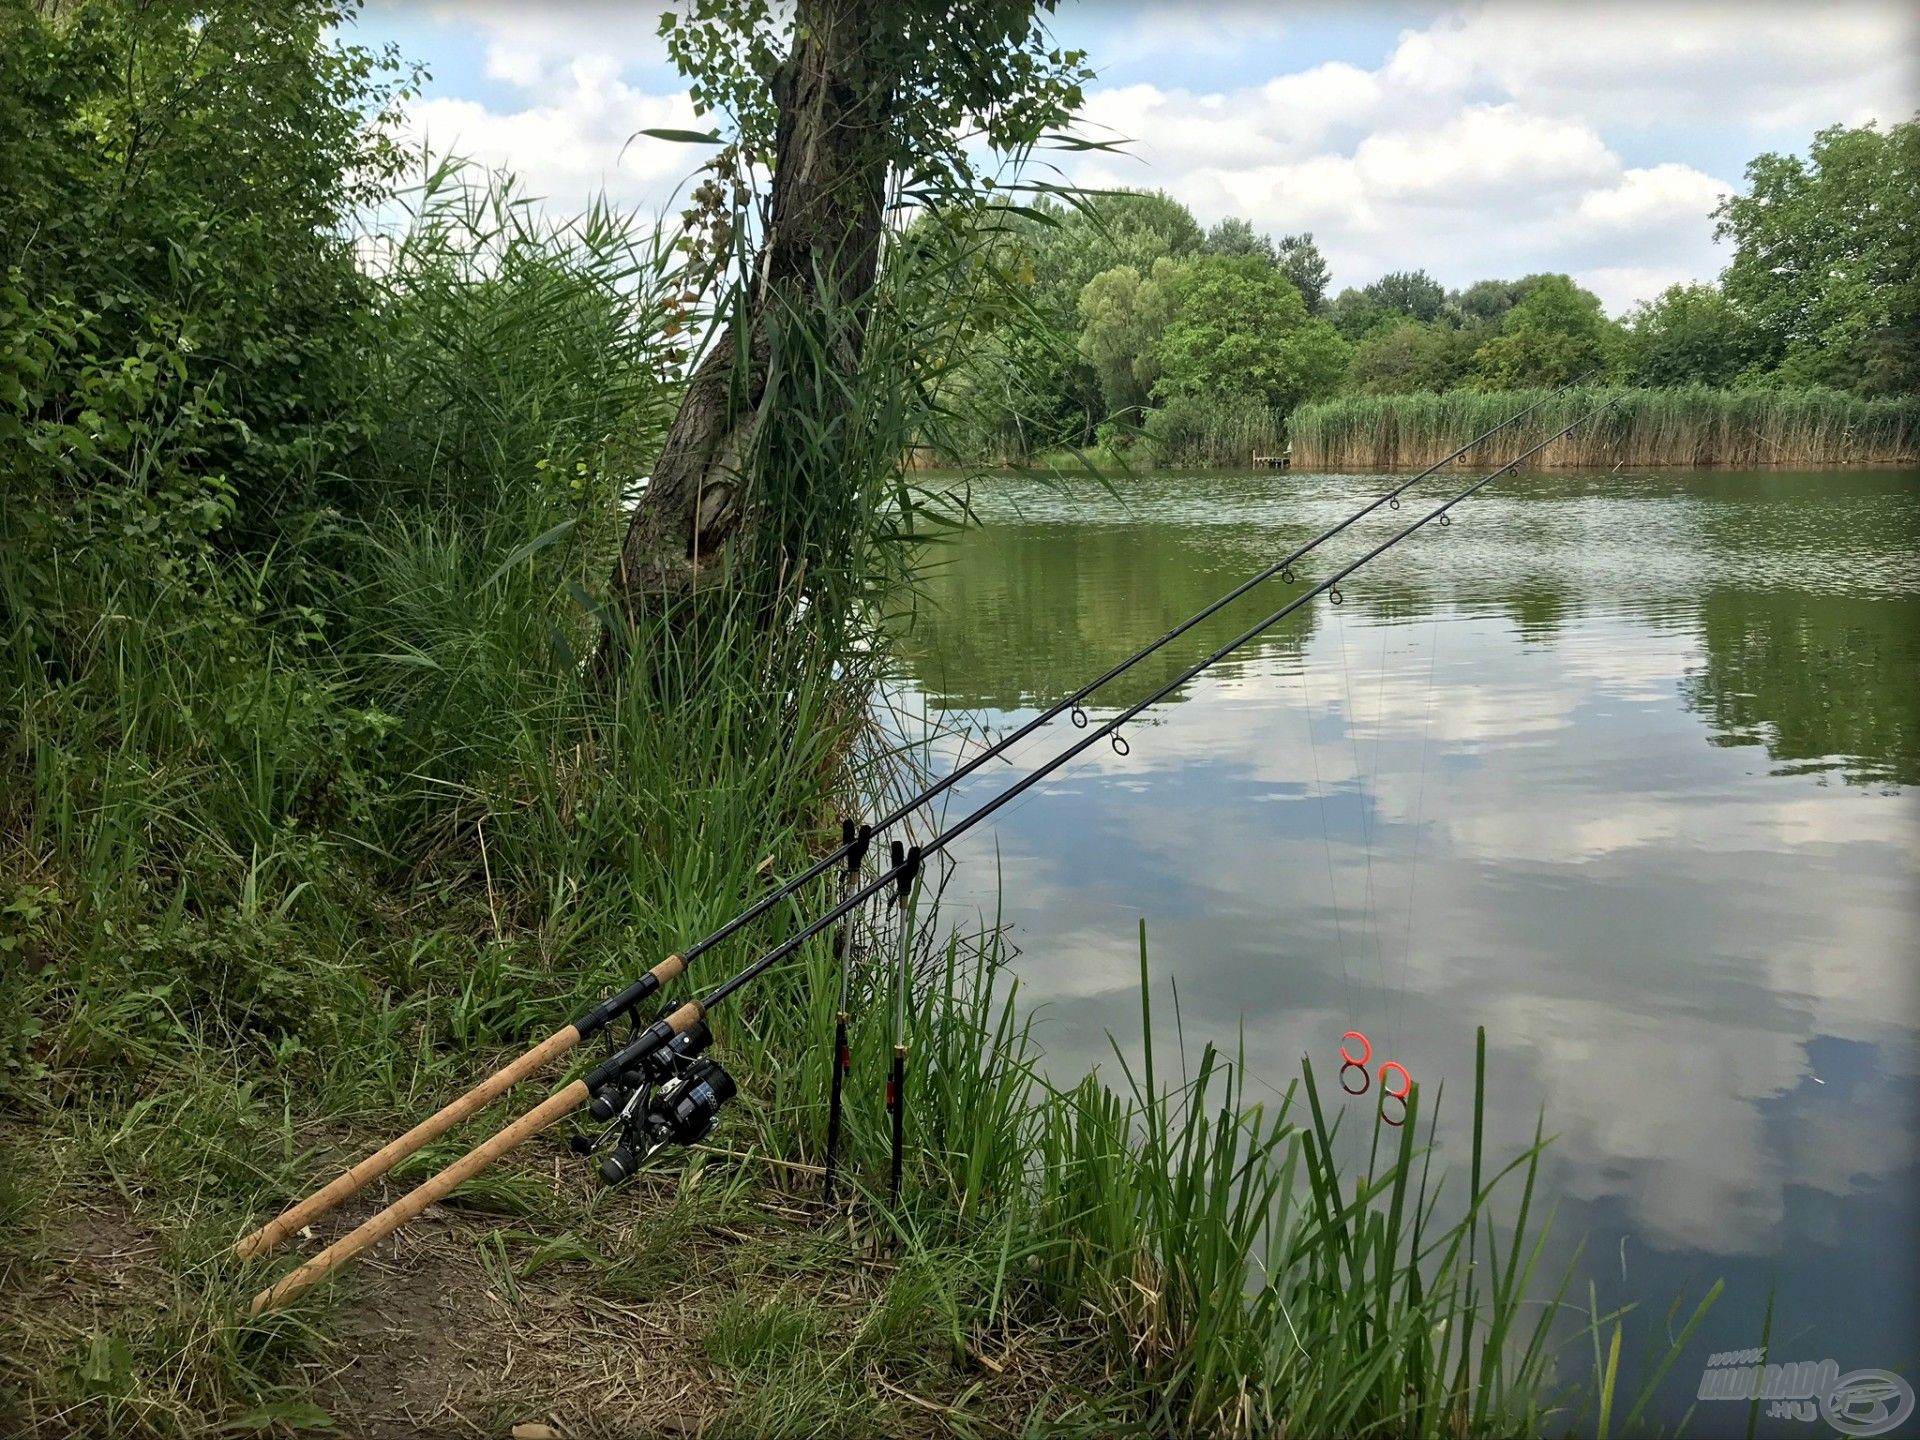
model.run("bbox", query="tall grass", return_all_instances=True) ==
[741,914,1719,1437]
[1290,385,1920,470]
[1,151,902,1430]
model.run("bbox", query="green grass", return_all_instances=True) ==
[1290,385,1920,469]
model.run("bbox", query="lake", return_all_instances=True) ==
[892,467,1919,1432]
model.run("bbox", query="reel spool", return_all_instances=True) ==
[569,1016,736,1184]
[597,1057,738,1184]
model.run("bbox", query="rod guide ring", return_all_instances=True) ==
[1338,1030,1372,1067]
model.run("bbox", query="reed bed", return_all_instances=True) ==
[1142,393,1287,467]
[1290,386,1920,470]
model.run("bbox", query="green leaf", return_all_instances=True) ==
[484,518,578,590]
[637,127,724,145]
[221,1400,337,1434]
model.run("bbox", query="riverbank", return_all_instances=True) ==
[984,387,1920,474]
[0,12,1697,1425]
[2,452,1693,1434]
[4,688,1663,1440]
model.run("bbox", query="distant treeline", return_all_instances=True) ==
[1291,387,1920,471]
[935,116,1918,468]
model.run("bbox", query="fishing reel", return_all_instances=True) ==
[570,1017,737,1185]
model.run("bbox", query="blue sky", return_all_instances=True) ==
[352,2,1916,313]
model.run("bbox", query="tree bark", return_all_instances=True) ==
[608,0,894,635]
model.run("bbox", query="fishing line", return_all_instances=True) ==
[1298,616,1358,1031]
[1320,567,1403,1107]
[886,844,920,1205]
[1360,606,1400,1040]
[820,819,871,1205]
[1330,594,1391,1015]
[581,374,1588,992]
[586,413,1615,1068]
[234,394,1576,1264]
[1391,591,1446,1058]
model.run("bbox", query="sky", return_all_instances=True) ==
[352,1,1917,315]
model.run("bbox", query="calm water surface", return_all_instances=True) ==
[892,468,1919,1430]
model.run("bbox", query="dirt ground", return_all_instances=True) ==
[0,1131,1098,1440]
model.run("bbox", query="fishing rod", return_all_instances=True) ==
[244,399,1613,1315]
[231,381,1584,1263]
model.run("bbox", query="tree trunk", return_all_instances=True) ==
[608,0,894,636]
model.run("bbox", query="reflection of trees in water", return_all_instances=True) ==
[904,473,1920,786]
[901,521,1317,712]
[1680,590,1920,786]
[1499,585,1571,642]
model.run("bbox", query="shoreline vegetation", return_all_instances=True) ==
[930,117,1917,476]
[994,384,1920,473]
[1287,387,1920,472]
[1,3,1722,1434]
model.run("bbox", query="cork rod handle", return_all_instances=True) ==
[234,1024,583,1260]
[234,952,688,1262]
[247,1080,591,1314]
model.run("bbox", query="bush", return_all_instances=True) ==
[0,1,416,544]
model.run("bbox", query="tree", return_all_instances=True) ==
[1150,255,1349,410]
[610,1,1090,634]
[1328,269,1444,339]
[1346,320,1475,394]
[1450,277,1538,329]
[1029,189,1204,316]
[1715,117,1919,394]
[1275,233,1330,313]
[1471,274,1623,388]
[1077,260,1175,415]
[1274,319,1352,408]
[975,188,1204,448]
[1202,217,1276,265]
[1365,270,1446,323]
[1624,284,1753,388]
[1328,287,1390,340]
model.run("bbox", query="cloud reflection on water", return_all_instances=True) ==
[891,469,1920,1383]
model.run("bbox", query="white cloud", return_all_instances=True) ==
[429,1,674,85]
[1068,78,1736,306]
[1059,0,1913,310]
[399,70,699,218]
[1578,164,1729,232]
[1389,3,1917,133]
[374,0,1916,312]
[1355,104,1614,203]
